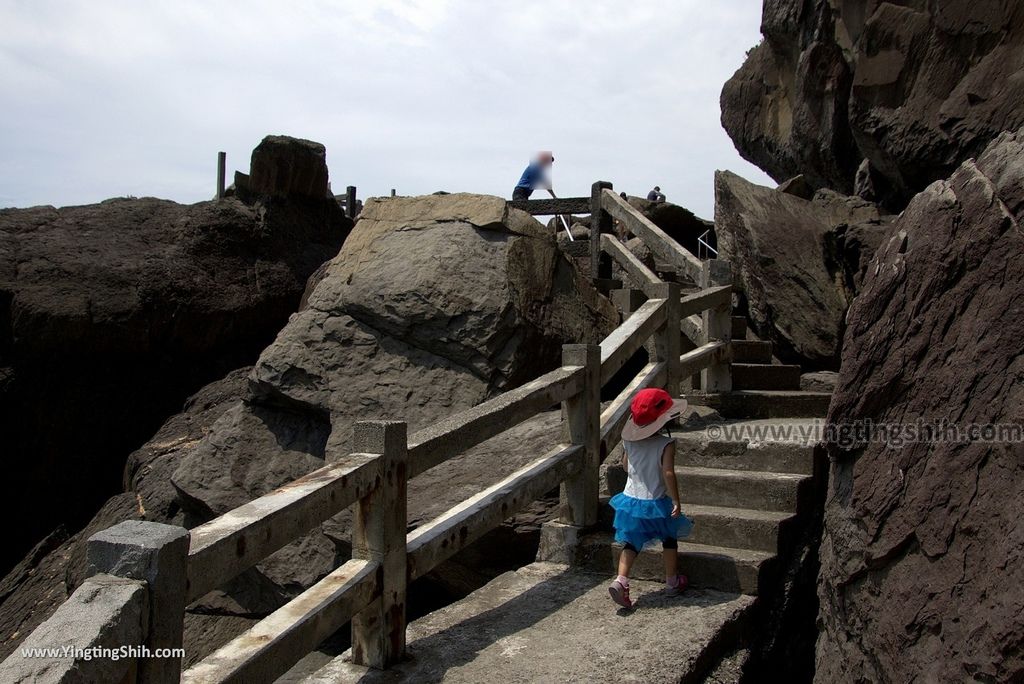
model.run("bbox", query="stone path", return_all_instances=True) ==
[300,562,753,683]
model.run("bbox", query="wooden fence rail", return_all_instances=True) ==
[0,180,735,684]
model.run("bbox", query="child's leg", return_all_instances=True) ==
[662,538,679,581]
[617,544,638,579]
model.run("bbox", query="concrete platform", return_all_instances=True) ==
[301,563,754,683]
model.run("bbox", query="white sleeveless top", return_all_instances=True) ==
[622,434,673,500]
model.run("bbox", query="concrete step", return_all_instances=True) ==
[598,499,790,552]
[677,465,806,512]
[731,316,747,339]
[731,363,802,391]
[297,562,757,682]
[576,533,773,595]
[685,504,792,553]
[688,390,832,418]
[675,423,817,475]
[730,340,773,364]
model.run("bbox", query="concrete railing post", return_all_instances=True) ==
[651,281,683,396]
[701,259,733,392]
[610,288,645,317]
[351,421,408,669]
[346,185,358,219]
[590,181,613,281]
[87,520,190,684]
[559,344,602,527]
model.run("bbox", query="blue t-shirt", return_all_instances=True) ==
[516,161,548,190]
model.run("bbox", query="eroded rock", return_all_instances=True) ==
[714,171,890,367]
[722,1,1024,210]
[816,127,1024,682]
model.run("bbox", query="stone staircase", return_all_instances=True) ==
[578,412,821,596]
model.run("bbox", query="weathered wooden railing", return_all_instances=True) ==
[1,180,734,684]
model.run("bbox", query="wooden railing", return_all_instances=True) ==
[0,180,734,684]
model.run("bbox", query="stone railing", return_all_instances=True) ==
[0,181,733,683]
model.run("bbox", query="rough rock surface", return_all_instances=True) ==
[817,128,1024,682]
[0,140,350,572]
[170,193,614,614]
[0,193,616,661]
[714,170,889,367]
[627,196,715,256]
[241,135,331,200]
[721,0,1024,209]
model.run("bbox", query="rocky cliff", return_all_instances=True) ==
[0,135,351,574]
[0,193,617,663]
[721,0,1024,210]
[816,128,1024,683]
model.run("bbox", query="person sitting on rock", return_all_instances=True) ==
[513,151,555,201]
[608,388,693,609]
[647,186,666,202]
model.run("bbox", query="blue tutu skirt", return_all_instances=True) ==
[609,493,693,551]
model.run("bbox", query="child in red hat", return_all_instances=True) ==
[608,388,693,609]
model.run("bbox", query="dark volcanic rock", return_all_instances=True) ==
[722,1,1024,210]
[627,196,715,256]
[0,368,248,661]
[714,171,890,367]
[0,138,351,573]
[817,128,1024,682]
[246,135,330,200]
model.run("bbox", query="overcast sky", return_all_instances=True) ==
[0,0,772,218]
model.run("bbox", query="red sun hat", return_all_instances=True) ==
[621,388,687,441]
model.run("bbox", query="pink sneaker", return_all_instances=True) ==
[608,580,632,609]
[665,574,689,596]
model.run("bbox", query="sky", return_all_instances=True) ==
[0,0,773,219]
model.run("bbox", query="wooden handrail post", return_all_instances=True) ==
[651,282,683,395]
[351,421,408,669]
[87,520,189,684]
[701,260,733,392]
[590,181,613,282]
[559,344,601,527]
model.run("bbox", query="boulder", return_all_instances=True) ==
[816,128,1024,682]
[714,171,890,367]
[0,139,351,573]
[626,197,715,256]
[164,195,613,634]
[0,193,617,661]
[721,1,1024,210]
[245,135,330,200]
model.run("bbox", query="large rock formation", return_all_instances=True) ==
[721,0,1024,210]
[0,193,617,662]
[817,128,1024,681]
[714,171,889,367]
[0,137,350,573]
[626,197,715,256]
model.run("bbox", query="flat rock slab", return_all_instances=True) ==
[303,562,754,683]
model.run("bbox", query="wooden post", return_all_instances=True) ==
[346,186,357,219]
[87,521,190,684]
[701,259,733,392]
[590,181,613,282]
[651,281,683,396]
[559,344,601,527]
[351,421,408,669]
[216,151,226,199]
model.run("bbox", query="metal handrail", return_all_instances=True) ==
[698,229,717,260]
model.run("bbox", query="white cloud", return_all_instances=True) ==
[0,0,773,217]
